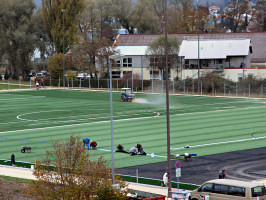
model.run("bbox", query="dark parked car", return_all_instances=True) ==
[29,70,36,77]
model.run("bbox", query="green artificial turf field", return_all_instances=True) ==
[0,89,266,168]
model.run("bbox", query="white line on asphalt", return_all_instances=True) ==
[170,135,266,150]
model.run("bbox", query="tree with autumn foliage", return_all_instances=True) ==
[25,136,128,200]
[42,0,85,54]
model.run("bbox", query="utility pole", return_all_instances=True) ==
[197,0,200,94]
[62,9,65,89]
[164,0,171,198]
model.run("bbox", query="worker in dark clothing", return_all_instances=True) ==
[116,144,129,153]
[136,144,146,155]
[219,170,227,179]
[11,154,15,166]
[89,141,97,149]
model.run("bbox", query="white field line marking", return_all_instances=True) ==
[2,97,266,131]
[4,101,266,127]
[5,103,266,130]
[169,100,250,110]
[0,112,160,135]
[170,136,266,150]
[172,105,266,117]
[146,153,166,158]
[0,96,46,101]
[17,110,65,120]
[16,109,159,122]
[97,148,167,158]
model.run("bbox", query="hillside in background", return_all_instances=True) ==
[34,0,252,10]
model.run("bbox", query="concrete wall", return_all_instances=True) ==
[180,68,266,82]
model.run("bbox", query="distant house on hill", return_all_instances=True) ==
[209,6,220,15]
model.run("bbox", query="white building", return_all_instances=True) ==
[110,33,266,82]
[179,39,252,69]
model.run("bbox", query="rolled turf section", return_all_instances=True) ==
[0,89,266,168]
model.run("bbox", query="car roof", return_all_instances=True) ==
[122,88,131,90]
[205,179,264,188]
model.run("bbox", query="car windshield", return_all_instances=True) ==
[252,186,266,197]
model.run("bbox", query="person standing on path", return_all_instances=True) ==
[219,170,227,179]
[40,77,44,87]
[11,154,15,166]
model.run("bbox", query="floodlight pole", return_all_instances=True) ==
[109,56,115,184]
[62,9,65,89]
[109,54,124,185]
[197,0,200,95]
[164,0,172,198]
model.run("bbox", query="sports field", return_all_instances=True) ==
[0,89,266,168]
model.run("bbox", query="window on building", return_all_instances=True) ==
[150,57,159,67]
[150,71,160,80]
[117,58,132,67]
[184,59,189,68]
[123,58,132,67]
[202,59,211,68]
[112,71,120,78]
[217,59,223,64]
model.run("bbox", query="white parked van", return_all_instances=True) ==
[189,179,265,200]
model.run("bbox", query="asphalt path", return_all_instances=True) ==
[118,147,266,185]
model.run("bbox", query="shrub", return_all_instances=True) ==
[48,53,70,79]
[66,70,77,80]
[4,69,9,80]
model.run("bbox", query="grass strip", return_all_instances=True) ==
[119,175,199,191]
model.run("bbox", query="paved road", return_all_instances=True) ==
[118,147,266,185]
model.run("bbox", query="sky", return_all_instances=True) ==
[34,0,41,7]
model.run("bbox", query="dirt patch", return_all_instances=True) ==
[0,177,34,200]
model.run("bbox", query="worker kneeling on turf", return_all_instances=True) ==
[89,141,97,149]
[136,143,146,155]
[116,144,128,153]
[129,146,138,156]
[116,144,146,156]
[83,137,90,149]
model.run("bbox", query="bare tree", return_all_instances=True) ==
[73,0,116,78]
[221,0,250,32]
[254,0,266,31]
[146,35,179,79]
[111,0,146,34]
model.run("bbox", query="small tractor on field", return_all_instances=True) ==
[121,88,135,102]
